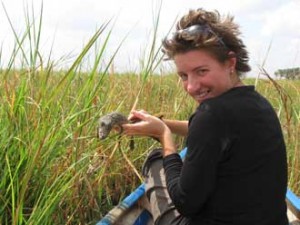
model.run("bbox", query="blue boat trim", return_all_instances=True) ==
[96,217,111,225]
[133,210,152,225]
[286,188,300,211]
[122,184,146,208]
[178,147,187,158]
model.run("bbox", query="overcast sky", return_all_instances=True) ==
[1,0,300,77]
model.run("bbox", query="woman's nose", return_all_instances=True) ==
[186,76,199,94]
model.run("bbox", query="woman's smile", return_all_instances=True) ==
[194,89,211,102]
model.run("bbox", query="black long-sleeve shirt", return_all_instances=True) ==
[163,86,288,225]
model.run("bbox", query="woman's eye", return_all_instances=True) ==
[196,69,208,76]
[178,73,188,81]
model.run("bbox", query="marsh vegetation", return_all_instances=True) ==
[0,5,299,225]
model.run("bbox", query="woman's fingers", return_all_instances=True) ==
[128,110,148,123]
[122,121,152,136]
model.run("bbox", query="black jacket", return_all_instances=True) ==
[163,86,288,225]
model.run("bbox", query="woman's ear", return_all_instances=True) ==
[227,51,237,70]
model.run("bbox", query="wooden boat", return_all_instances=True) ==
[95,148,187,225]
[96,147,300,225]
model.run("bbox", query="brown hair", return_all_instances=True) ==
[162,8,251,75]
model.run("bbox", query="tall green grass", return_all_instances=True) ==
[0,3,299,225]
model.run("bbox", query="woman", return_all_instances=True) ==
[123,8,288,225]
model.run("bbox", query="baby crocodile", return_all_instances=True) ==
[98,112,129,140]
[98,111,161,150]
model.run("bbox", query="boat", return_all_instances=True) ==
[96,147,300,225]
[287,189,300,224]
[95,148,187,225]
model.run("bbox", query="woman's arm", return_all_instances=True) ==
[164,107,222,216]
[162,119,188,137]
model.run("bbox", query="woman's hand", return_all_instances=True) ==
[122,110,177,156]
[123,110,167,140]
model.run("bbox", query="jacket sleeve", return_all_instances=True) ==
[163,104,224,217]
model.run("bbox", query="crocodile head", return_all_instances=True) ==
[98,120,112,140]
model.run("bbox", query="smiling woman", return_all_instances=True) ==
[122,8,289,225]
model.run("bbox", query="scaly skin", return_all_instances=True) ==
[97,112,129,140]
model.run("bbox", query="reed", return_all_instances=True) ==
[0,3,299,225]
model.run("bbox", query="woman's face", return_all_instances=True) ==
[174,49,239,103]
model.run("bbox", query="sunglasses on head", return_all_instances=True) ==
[170,24,228,49]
